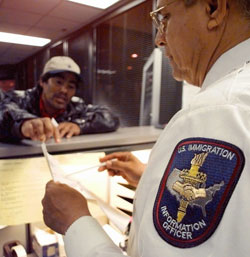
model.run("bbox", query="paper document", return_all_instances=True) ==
[41,143,130,233]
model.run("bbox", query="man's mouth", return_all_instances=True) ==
[164,50,173,60]
[168,56,174,63]
[54,96,67,104]
[165,51,173,60]
[166,52,174,63]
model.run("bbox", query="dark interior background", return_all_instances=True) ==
[0,0,182,127]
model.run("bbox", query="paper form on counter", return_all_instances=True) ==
[0,147,110,226]
[0,156,51,225]
[41,143,130,233]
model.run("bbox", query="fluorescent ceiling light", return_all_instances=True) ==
[67,0,121,9]
[0,32,51,47]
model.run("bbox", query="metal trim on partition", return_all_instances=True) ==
[151,48,163,126]
[63,41,69,56]
[139,49,155,126]
[89,28,96,104]
[152,0,157,43]
[139,48,163,126]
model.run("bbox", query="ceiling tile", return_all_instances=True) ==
[0,0,107,65]
[26,27,59,40]
[0,8,42,26]
[0,22,28,34]
[1,0,61,15]
[36,16,78,32]
[49,1,101,22]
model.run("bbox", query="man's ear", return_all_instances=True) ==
[39,79,44,89]
[206,0,229,30]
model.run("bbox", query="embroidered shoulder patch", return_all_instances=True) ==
[153,137,245,248]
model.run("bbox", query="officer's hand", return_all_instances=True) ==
[21,118,60,142]
[42,181,91,235]
[98,152,146,187]
[58,122,80,138]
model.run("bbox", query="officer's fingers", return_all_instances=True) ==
[98,165,107,172]
[98,161,119,173]
[99,153,116,163]
[105,159,131,174]
[99,152,123,162]
[107,169,119,177]
[100,152,130,163]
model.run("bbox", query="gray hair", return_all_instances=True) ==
[238,0,250,18]
[183,0,250,18]
[183,0,196,6]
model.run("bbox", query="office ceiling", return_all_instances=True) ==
[0,0,110,65]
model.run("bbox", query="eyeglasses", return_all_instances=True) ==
[150,0,177,34]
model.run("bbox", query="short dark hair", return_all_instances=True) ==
[40,72,80,85]
[40,72,56,83]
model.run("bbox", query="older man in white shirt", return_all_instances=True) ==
[42,0,250,256]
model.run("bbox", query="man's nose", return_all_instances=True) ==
[155,30,166,47]
[60,83,68,93]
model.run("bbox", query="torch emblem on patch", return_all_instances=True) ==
[171,152,224,222]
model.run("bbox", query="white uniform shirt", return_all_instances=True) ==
[64,38,250,257]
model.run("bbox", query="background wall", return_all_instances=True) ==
[94,1,153,126]
[0,0,183,127]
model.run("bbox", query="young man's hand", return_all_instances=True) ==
[57,122,80,138]
[21,117,61,142]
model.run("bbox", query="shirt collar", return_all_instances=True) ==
[201,38,250,91]
[39,96,65,118]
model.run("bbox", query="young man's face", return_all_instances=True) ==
[40,72,77,113]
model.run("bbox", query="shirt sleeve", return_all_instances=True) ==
[0,90,38,141]
[1,102,37,141]
[64,216,127,257]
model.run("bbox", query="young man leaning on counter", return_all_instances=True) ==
[0,56,119,143]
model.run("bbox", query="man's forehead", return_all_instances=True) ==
[55,72,78,82]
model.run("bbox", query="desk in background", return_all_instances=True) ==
[0,126,162,257]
